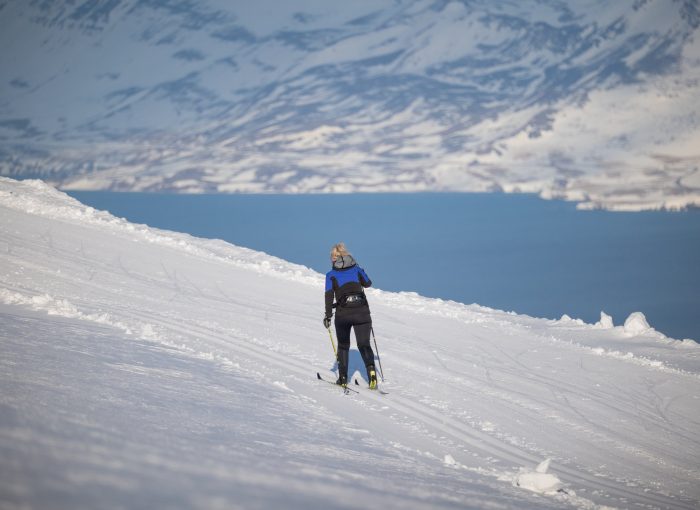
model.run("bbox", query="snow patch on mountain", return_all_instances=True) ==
[1,1,699,210]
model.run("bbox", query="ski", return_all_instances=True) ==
[355,378,389,395]
[316,372,358,394]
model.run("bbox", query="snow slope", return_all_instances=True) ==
[1,176,699,509]
[1,1,700,210]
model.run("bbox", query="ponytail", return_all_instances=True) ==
[330,242,350,260]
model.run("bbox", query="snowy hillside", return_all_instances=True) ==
[1,176,699,509]
[1,1,699,210]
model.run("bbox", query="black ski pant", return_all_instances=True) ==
[334,310,375,378]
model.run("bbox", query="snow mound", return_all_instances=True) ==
[514,459,564,495]
[556,314,585,325]
[623,312,652,336]
[595,311,614,329]
[443,454,457,467]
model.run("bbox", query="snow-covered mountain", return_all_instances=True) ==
[1,1,699,210]
[1,176,699,508]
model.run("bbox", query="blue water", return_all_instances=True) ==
[68,191,700,341]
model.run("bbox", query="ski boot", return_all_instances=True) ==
[336,349,349,387]
[367,365,378,390]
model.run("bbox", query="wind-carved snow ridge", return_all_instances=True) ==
[0,178,322,287]
[1,1,700,210]
[0,287,172,347]
[549,310,699,379]
[2,176,700,510]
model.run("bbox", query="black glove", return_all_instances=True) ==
[323,315,332,329]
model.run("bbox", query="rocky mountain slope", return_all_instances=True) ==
[1,0,699,209]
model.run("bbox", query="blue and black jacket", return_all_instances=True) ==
[325,255,372,318]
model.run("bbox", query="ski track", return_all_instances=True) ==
[12,294,699,510]
[2,179,700,509]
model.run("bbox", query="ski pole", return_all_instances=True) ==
[371,326,385,382]
[327,326,338,361]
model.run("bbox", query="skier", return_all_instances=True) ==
[323,242,377,389]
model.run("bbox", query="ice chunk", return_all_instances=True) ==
[595,311,614,329]
[514,459,564,494]
[623,312,651,336]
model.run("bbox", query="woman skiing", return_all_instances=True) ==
[323,242,377,389]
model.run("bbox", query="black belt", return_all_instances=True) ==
[334,293,367,308]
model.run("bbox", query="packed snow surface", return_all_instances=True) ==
[1,177,699,509]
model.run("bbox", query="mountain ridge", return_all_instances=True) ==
[1,0,699,210]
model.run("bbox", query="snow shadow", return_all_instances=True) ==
[328,349,371,382]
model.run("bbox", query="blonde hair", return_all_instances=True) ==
[330,242,350,261]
